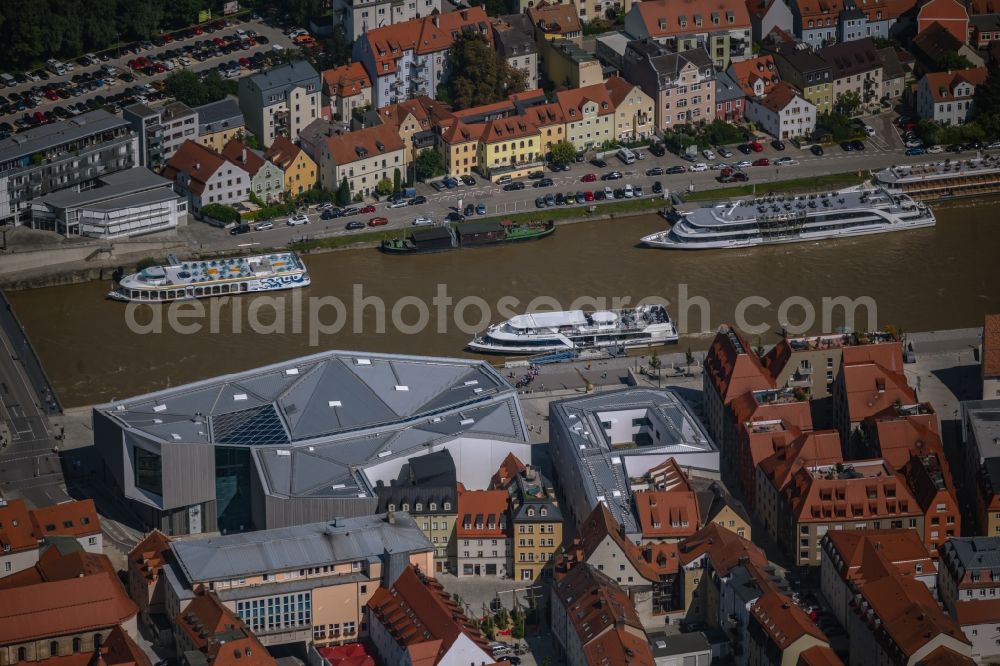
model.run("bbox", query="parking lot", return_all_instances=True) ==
[0,14,299,134]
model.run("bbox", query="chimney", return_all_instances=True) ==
[194,161,200,171]
[433,14,440,26]
[241,147,247,163]
[387,508,396,525]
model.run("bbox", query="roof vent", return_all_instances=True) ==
[153,404,167,412]
[355,358,372,365]
[329,400,342,407]
[233,394,248,401]
[395,385,409,391]
[285,368,299,376]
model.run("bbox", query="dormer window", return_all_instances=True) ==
[402,503,410,511]
[415,503,423,512]
[429,502,437,511]
[540,507,548,516]
[388,503,396,511]
[527,507,535,516]
[443,502,451,510]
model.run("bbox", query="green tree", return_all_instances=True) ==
[414,149,444,181]
[288,0,323,25]
[120,0,165,40]
[393,168,402,193]
[440,32,528,110]
[549,140,577,164]
[164,0,202,28]
[834,91,861,118]
[972,68,1000,139]
[934,52,973,71]
[336,177,352,206]
[375,177,393,195]
[200,203,240,223]
[164,70,210,106]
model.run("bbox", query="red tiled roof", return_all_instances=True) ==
[985,314,1000,379]
[633,0,751,39]
[0,499,36,554]
[922,68,988,104]
[0,571,138,644]
[840,362,917,425]
[34,626,152,666]
[28,499,100,540]
[577,503,661,580]
[367,566,490,660]
[916,646,977,666]
[362,8,492,77]
[221,139,268,178]
[582,627,656,666]
[0,546,116,590]
[265,136,306,171]
[318,643,376,666]
[634,489,700,540]
[869,406,941,469]
[823,529,934,584]
[796,645,845,666]
[555,564,645,645]
[603,76,643,108]
[176,593,275,665]
[840,341,904,373]
[730,55,782,97]
[527,0,583,36]
[376,97,454,132]
[759,430,843,493]
[324,124,406,166]
[457,489,508,538]
[751,590,829,650]
[955,598,1000,625]
[163,140,232,196]
[322,63,371,98]
[490,453,526,490]
[481,116,539,144]
[704,326,775,404]
[679,522,769,575]
[785,461,921,523]
[439,120,485,145]
[758,82,805,113]
[556,82,616,122]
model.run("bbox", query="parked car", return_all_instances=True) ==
[665,165,686,175]
[689,162,708,172]
[254,220,274,231]
[461,174,476,185]
[345,220,365,230]
[737,143,752,154]
[286,214,309,226]
[503,181,525,191]
[810,144,824,156]
[926,145,944,153]
[535,196,547,208]
[905,146,924,155]
[369,217,389,226]
[601,171,623,180]
[840,141,855,152]
[645,167,663,176]
[476,203,487,214]
[851,140,865,151]
[360,205,377,214]
[752,158,770,167]
[749,141,764,152]
[582,173,597,182]
[771,139,785,151]
[702,148,715,160]
[230,223,251,235]
[717,147,733,158]
[775,157,797,166]
[648,143,665,157]
[408,195,427,205]
[411,216,433,226]
[528,170,546,179]
[651,181,662,194]
[590,157,608,167]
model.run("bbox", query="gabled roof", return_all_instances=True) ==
[129,529,172,586]
[490,452,526,490]
[221,139,269,178]
[456,489,509,538]
[577,503,662,581]
[841,340,904,372]
[603,76,645,109]
[27,499,100,539]
[527,0,583,36]
[840,362,917,424]
[915,646,977,666]
[177,593,276,665]
[362,8,492,76]
[325,124,406,166]
[679,522,769,575]
[375,97,454,133]
[796,645,845,666]
[367,566,491,660]
[0,542,117,589]
[0,571,138,644]
[322,63,371,98]
[824,529,934,584]
[556,82,616,122]
[751,590,829,649]
[784,460,921,523]
[554,563,645,645]
[794,0,846,19]
[583,626,657,666]
[0,499,38,554]
[264,135,308,171]
[632,0,751,38]
[757,81,808,113]
[162,140,236,195]
[730,55,782,97]
[954,598,1000,625]
[820,38,883,78]
[759,430,843,492]
[921,67,988,103]
[704,325,775,404]
[634,489,701,539]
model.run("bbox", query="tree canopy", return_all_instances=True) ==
[414,149,444,181]
[834,91,861,118]
[438,33,528,110]
[164,69,236,107]
[972,68,1000,139]
[549,140,577,164]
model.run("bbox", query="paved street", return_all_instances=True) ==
[178,114,946,253]
[0,15,297,124]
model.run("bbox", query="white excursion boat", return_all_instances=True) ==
[641,187,935,250]
[109,252,310,302]
[468,305,678,354]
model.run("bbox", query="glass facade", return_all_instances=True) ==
[134,447,163,496]
[216,447,254,534]
[236,593,312,633]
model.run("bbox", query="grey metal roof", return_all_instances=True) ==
[241,60,320,105]
[550,388,717,535]
[596,32,631,58]
[35,168,176,210]
[96,349,527,499]
[943,537,1000,572]
[963,400,1000,461]
[162,101,196,121]
[493,14,537,55]
[647,631,711,657]
[715,71,745,103]
[123,103,160,119]
[170,511,432,582]
[0,110,131,164]
[195,98,245,134]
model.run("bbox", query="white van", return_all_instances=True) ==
[617,147,637,165]
[0,73,15,87]
[46,59,67,76]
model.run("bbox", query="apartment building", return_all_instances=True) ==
[917,0,969,42]
[747,590,832,666]
[790,0,845,46]
[29,167,186,239]
[0,110,138,224]
[556,503,684,627]
[715,70,746,121]
[624,0,752,68]
[879,47,907,100]
[194,98,245,153]
[264,135,317,196]
[128,529,172,632]
[917,68,988,126]
[0,499,101,577]
[744,82,817,139]
[728,54,783,98]
[550,564,656,666]
[761,454,927,567]
[492,14,539,90]
[439,120,483,178]
[984,315,1000,400]
[939,537,1000,613]
[371,96,453,163]
[375,450,458,574]
[540,38,604,90]
[367,566,494,666]
[159,513,434,647]
[556,82,617,150]
[0,545,141,665]
[767,42,834,115]
[715,563,785,666]
[331,0,442,41]
[162,140,250,214]
[455,489,510,578]
[977,459,1000,538]
[316,123,406,196]
[321,63,372,122]
[174,592,275,665]
[527,1,583,44]
[221,139,284,203]
[962,401,1000,526]
[353,8,492,108]
[820,38,884,109]
[747,0,796,42]
[123,101,197,170]
[820,529,937,629]
[632,459,701,543]
[623,41,715,130]
[237,61,321,147]
[508,465,562,582]
[832,342,913,451]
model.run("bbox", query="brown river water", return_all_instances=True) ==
[8,201,998,407]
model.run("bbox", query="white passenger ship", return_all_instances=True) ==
[641,187,935,250]
[109,252,310,302]
[467,305,678,354]
[872,156,1000,200]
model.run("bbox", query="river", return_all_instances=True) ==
[8,200,998,407]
